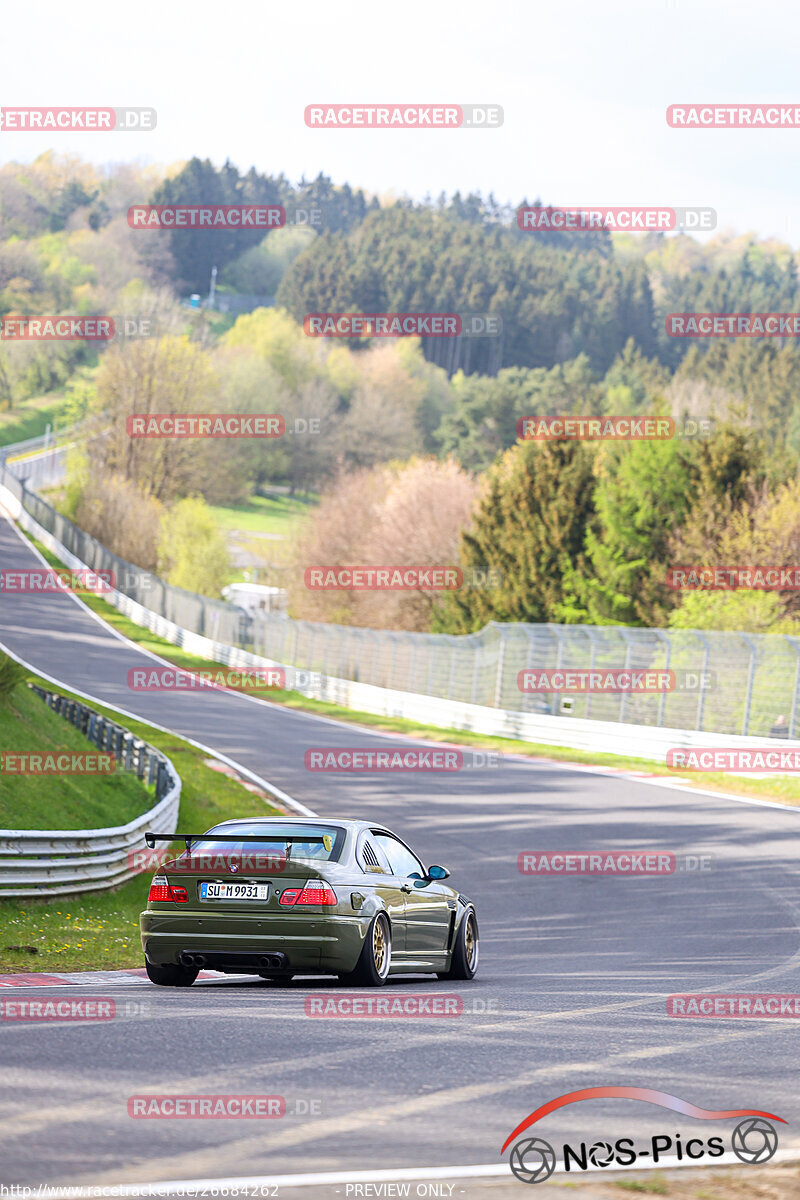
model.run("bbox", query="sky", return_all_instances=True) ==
[2,0,800,243]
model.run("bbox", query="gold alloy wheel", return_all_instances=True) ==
[465,913,478,968]
[374,916,389,974]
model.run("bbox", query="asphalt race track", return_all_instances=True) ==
[1,513,799,1189]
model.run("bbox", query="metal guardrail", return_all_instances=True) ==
[0,421,80,465]
[0,686,180,898]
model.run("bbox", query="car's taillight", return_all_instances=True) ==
[148,875,188,903]
[280,879,337,906]
[149,875,171,902]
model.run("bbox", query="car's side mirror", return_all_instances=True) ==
[427,864,450,880]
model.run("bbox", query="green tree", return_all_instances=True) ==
[580,438,695,626]
[436,439,597,632]
[158,497,230,597]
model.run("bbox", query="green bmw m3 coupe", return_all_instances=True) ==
[139,817,479,987]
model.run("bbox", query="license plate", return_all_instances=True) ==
[200,882,270,901]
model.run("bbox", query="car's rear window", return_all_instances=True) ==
[191,822,346,864]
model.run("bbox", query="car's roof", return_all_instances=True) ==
[207,817,387,834]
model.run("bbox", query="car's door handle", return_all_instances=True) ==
[401,883,412,893]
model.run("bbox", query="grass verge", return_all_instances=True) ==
[17,533,800,810]
[0,682,155,829]
[0,394,66,447]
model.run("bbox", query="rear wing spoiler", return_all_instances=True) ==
[145,832,329,851]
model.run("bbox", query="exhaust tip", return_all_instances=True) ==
[181,952,208,968]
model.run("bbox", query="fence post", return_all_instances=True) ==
[493,627,507,708]
[389,633,399,692]
[654,629,671,728]
[740,635,757,736]
[470,634,482,706]
[408,635,417,693]
[695,632,712,731]
[788,637,800,738]
[618,632,634,725]
[583,628,599,720]
[447,639,458,700]
[548,625,565,716]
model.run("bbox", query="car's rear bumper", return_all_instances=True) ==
[140,909,368,974]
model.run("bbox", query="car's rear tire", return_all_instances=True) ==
[438,909,478,980]
[145,959,198,987]
[341,913,391,986]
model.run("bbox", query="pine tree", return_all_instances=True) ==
[434,438,597,632]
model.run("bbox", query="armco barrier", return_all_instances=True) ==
[0,687,180,898]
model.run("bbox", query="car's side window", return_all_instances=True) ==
[373,833,425,879]
[358,835,389,874]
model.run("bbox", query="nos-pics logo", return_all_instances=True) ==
[501,1087,783,1184]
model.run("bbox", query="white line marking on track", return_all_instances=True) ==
[32,1149,800,1195]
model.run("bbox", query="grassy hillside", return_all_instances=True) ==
[0,682,155,830]
[0,394,66,448]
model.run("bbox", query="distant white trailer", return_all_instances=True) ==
[222,581,288,616]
